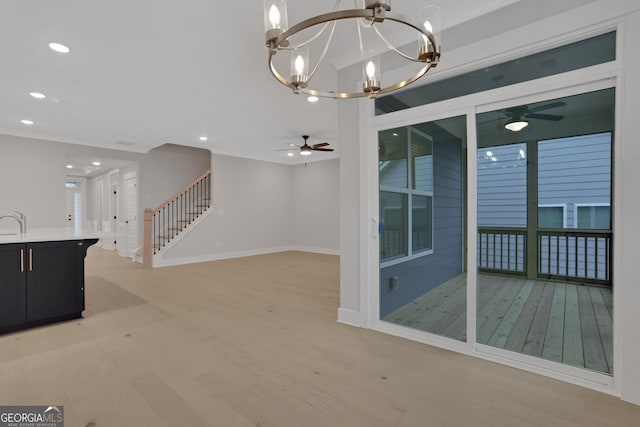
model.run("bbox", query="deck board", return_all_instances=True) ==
[541,284,566,363]
[577,286,609,373]
[589,287,614,371]
[504,281,546,353]
[383,273,613,375]
[487,280,535,348]
[477,279,522,344]
[563,285,585,369]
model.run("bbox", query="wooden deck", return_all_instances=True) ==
[383,274,613,375]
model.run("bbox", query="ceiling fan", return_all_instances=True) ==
[278,135,335,156]
[480,101,567,131]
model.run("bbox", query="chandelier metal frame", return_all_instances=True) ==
[264,1,441,99]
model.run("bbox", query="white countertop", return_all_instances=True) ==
[0,228,100,244]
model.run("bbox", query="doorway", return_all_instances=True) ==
[123,172,138,260]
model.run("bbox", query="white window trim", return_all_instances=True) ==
[379,127,435,268]
[574,202,611,229]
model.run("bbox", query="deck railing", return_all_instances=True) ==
[477,227,527,276]
[538,229,611,285]
[143,170,211,267]
[477,226,612,286]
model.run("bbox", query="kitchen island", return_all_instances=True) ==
[0,228,99,334]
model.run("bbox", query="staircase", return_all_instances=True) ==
[143,170,211,267]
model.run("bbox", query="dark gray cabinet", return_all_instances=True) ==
[0,239,97,333]
[0,243,27,328]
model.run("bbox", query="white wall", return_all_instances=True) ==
[159,154,294,263]
[337,99,364,323]
[291,159,340,253]
[139,143,211,209]
[618,6,640,407]
[158,154,342,265]
[0,135,66,229]
[0,135,211,254]
[338,0,640,405]
[0,134,144,230]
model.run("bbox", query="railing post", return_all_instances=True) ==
[143,208,153,268]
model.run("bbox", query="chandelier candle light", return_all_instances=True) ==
[263,0,441,99]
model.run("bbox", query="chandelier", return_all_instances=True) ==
[263,0,441,99]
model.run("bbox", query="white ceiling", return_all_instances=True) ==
[0,0,520,165]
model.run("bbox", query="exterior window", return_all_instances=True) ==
[379,126,434,264]
[576,204,610,229]
[538,205,566,228]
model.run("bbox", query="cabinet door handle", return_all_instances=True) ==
[29,248,33,272]
[20,248,24,272]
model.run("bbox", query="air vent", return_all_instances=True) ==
[116,140,136,146]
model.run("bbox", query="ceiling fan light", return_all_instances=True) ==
[505,119,529,132]
[300,149,312,156]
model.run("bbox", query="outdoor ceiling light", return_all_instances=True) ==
[505,118,529,132]
[263,0,441,99]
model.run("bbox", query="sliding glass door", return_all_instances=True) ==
[475,89,614,374]
[379,116,467,341]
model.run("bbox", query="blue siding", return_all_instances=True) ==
[380,124,464,317]
[477,133,611,228]
[538,133,611,228]
[478,144,528,227]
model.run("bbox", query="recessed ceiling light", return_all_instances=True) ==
[66,165,73,169]
[287,152,294,157]
[307,96,319,103]
[92,161,101,166]
[48,42,70,53]
[199,136,208,141]
[20,119,34,125]
[30,92,46,99]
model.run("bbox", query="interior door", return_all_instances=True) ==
[124,172,138,259]
[65,183,82,231]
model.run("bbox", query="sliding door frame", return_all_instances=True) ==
[360,28,622,396]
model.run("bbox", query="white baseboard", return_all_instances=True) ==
[337,308,365,328]
[153,244,340,268]
[153,246,295,268]
[290,246,340,256]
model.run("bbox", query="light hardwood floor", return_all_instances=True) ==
[384,274,614,375]
[0,248,638,426]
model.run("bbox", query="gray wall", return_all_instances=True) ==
[162,154,341,263]
[0,134,143,230]
[291,158,340,251]
[380,127,464,317]
[139,143,211,209]
[0,135,211,252]
[161,154,294,260]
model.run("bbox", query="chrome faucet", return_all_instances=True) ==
[14,211,26,233]
[0,211,26,234]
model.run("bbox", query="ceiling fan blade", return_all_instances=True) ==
[528,101,567,113]
[478,117,505,125]
[526,113,564,121]
[312,148,334,152]
[275,148,297,151]
[312,142,330,148]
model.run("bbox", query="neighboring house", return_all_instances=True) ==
[478,132,611,229]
